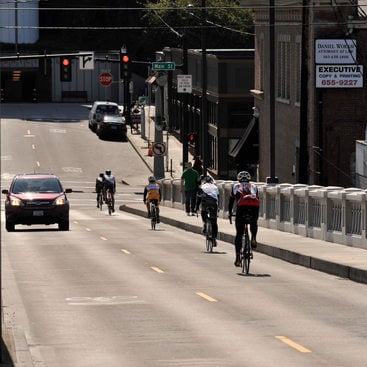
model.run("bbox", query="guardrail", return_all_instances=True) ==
[159,179,367,249]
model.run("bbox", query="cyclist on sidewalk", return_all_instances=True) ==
[228,171,260,267]
[95,173,105,208]
[143,176,161,222]
[195,175,219,242]
[104,169,116,213]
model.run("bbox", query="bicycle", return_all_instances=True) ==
[97,191,104,211]
[204,206,217,252]
[229,213,253,274]
[106,190,114,215]
[150,200,159,230]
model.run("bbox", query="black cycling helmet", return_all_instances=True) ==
[105,169,111,176]
[237,171,251,182]
[201,175,213,184]
[148,176,156,182]
[99,173,104,178]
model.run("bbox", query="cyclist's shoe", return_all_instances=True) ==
[97,204,99,208]
[112,208,115,213]
[234,254,241,267]
[157,216,160,223]
[186,212,190,216]
[251,239,257,249]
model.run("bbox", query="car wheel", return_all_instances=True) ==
[59,220,69,231]
[6,220,15,232]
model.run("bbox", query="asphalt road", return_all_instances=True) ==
[1,104,367,367]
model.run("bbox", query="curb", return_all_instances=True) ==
[119,204,367,285]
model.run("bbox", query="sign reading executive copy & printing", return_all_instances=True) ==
[316,65,363,88]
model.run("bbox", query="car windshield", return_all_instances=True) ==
[13,178,62,193]
[96,105,119,115]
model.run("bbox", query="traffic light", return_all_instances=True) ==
[120,51,130,79]
[60,57,72,82]
[188,133,197,144]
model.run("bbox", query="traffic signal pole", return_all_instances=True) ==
[120,45,131,128]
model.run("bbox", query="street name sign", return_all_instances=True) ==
[152,62,176,71]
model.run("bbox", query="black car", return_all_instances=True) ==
[2,174,72,232]
[96,114,127,140]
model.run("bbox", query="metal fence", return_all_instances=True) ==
[159,179,367,249]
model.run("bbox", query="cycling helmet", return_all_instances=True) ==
[237,171,251,182]
[201,175,213,184]
[105,169,111,176]
[148,176,156,182]
[99,173,104,178]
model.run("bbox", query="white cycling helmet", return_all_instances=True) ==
[237,171,251,182]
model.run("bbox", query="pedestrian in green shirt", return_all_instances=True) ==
[181,162,200,216]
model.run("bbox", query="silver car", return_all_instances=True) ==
[88,101,121,132]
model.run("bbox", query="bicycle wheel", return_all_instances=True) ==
[107,197,112,215]
[206,221,213,252]
[151,206,156,230]
[99,194,103,211]
[242,240,251,274]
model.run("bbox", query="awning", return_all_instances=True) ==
[229,117,257,158]
[145,73,158,85]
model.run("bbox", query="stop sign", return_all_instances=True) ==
[99,72,113,87]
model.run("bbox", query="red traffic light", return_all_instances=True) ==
[188,133,196,143]
[62,58,70,66]
[122,55,129,63]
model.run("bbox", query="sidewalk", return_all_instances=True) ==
[128,105,193,179]
[126,107,367,285]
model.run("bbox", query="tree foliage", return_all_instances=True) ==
[142,0,254,49]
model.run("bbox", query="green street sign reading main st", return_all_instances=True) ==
[152,62,176,71]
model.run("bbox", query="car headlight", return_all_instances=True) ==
[9,197,23,206]
[54,195,66,205]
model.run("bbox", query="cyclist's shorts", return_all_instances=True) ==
[149,199,159,206]
[104,182,114,193]
[236,206,259,223]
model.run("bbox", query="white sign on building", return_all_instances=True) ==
[315,39,357,64]
[177,75,192,93]
[316,64,363,88]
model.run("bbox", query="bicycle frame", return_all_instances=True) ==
[241,221,253,274]
[204,206,217,252]
[150,201,158,230]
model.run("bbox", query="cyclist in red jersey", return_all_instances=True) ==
[228,171,260,267]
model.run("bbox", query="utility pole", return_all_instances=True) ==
[201,0,208,175]
[267,0,279,184]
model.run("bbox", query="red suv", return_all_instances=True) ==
[2,174,72,232]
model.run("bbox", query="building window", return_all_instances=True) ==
[295,36,301,104]
[277,34,291,101]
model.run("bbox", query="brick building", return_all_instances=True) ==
[251,0,367,187]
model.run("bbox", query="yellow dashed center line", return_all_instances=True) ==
[121,249,130,254]
[151,266,164,273]
[100,236,108,241]
[32,144,36,150]
[275,336,311,353]
[85,228,91,232]
[196,292,218,302]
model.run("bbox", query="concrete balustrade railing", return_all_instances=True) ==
[159,179,367,249]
